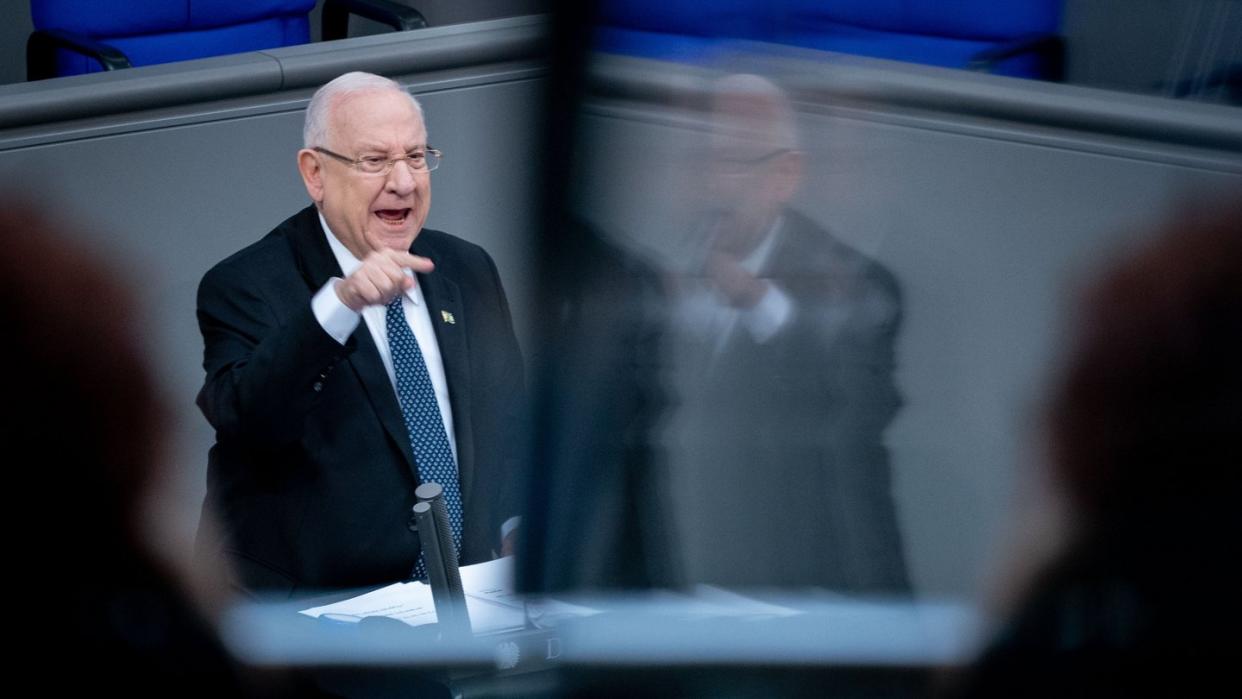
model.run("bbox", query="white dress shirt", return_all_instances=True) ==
[309,214,458,464]
[679,215,795,357]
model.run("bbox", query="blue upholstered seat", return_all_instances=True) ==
[30,0,315,77]
[595,0,1063,79]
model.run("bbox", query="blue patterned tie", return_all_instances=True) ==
[386,296,463,580]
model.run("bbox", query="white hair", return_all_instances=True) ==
[302,71,426,149]
[712,73,799,152]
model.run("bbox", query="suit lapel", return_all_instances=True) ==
[349,329,421,476]
[413,236,476,506]
[290,207,419,476]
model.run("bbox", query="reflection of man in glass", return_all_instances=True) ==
[672,74,909,593]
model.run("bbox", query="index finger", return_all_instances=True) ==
[385,250,435,274]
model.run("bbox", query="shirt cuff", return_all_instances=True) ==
[312,278,361,345]
[742,283,794,343]
[500,516,521,542]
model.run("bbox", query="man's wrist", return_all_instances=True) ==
[312,278,362,344]
[500,516,521,543]
[743,282,794,343]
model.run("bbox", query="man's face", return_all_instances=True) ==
[299,89,431,259]
[708,138,787,255]
[706,94,799,257]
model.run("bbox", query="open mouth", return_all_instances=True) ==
[374,208,411,227]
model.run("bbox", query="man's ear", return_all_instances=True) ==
[297,149,324,203]
[774,149,804,202]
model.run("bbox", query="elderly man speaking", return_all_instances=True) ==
[196,72,525,596]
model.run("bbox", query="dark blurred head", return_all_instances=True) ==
[707,74,804,255]
[0,201,166,546]
[1048,200,1242,528]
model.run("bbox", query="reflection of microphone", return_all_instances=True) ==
[413,482,471,637]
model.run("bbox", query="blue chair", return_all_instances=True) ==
[775,0,1063,79]
[595,0,1063,80]
[594,0,770,64]
[27,0,428,81]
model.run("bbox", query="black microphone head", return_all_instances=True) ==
[415,482,443,501]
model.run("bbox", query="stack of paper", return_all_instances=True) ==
[300,557,528,635]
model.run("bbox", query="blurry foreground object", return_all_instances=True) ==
[0,201,286,695]
[953,199,1242,696]
[519,218,682,592]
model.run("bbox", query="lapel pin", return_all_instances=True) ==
[441,310,456,325]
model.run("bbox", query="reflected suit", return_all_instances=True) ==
[675,210,909,593]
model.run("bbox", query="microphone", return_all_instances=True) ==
[413,482,471,637]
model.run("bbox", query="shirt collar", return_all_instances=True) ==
[741,214,784,275]
[319,211,421,305]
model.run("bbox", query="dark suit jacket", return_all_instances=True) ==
[196,205,524,596]
[675,210,910,593]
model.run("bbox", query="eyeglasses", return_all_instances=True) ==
[314,146,442,175]
[714,149,792,177]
